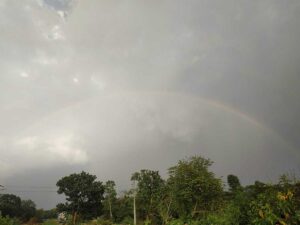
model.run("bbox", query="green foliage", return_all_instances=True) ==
[156,183,173,225]
[0,154,297,225]
[103,180,117,220]
[221,175,300,225]
[56,171,105,221]
[87,218,113,225]
[0,194,21,218]
[42,219,59,225]
[113,192,133,223]
[248,189,300,224]
[0,215,20,225]
[0,194,37,223]
[166,218,188,225]
[36,208,57,221]
[167,156,224,219]
[227,174,242,192]
[121,216,133,225]
[166,218,202,225]
[20,199,36,221]
[199,204,241,225]
[132,169,164,222]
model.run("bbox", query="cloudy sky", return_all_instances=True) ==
[1,0,300,209]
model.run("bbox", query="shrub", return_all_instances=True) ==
[249,190,300,225]
[42,219,60,225]
[0,215,20,225]
[121,216,133,225]
[199,203,241,225]
[27,217,39,224]
[88,218,113,225]
[166,218,201,225]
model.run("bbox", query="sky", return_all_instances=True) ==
[0,0,300,209]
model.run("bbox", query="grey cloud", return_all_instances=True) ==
[0,0,300,208]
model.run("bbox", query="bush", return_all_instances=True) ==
[27,217,39,224]
[166,218,201,225]
[199,204,241,225]
[248,190,300,225]
[42,219,60,225]
[0,215,20,225]
[88,218,113,225]
[166,219,187,225]
[121,216,133,225]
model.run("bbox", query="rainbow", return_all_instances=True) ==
[20,90,297,156]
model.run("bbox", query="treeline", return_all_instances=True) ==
[54,155,300,225]
[0,193,56,224]
[0,155,299,225]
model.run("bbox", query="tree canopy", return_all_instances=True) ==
[0,194,37,223]
[0,194,21,218]
[56,171,105,223]
[168,156,224,218]
[227,174,242,192]
[0,155,299,225]
[103,180,117,220]
[132,169,164,223]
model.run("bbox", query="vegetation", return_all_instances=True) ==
[0,155,299,224]
[103,180,117,221]
[132,169,164,224]
[0,215,20,225]
[56,171,105,224]
[0,194,36,223]
[167,156,223,219]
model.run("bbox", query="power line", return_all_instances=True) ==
[4,185,56,189]
[0,184,58,193]
[3,190,58,193]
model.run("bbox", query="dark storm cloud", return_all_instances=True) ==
[0,0,300,208]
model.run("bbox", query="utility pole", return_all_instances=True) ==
[131,172,139,225]
[0,185,3,216]
[133,180,137,225]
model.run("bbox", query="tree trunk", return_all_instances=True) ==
[166,198,172,223]
[192,201,198,217]
[73,211,78,225]
[133,194,137,225]
[109,198,113,220]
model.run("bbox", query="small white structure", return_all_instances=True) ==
[58,212,67,223]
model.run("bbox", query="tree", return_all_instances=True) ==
[56,171,105,224]
[157,181,173,225]
[20,199,36,221]
[167,156,224,219]
[132,170,164,223]
[0,194,22,218]
[103,180,117,220]
[227,174,242,192]
[114,191,134,224]
[35,208,57,222]
[0,215,16,225]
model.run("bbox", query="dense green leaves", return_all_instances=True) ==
[0,155,299,225]
[113,192,134,224]
[0,215,19,225]
[227,174,242,192]
[167,156,224,219]
[0,194,37,223]
[20,199,36,221]
[56,171,105,222]
[103,180,117,220]
[0,194,21,218]
[132,169,164,223]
